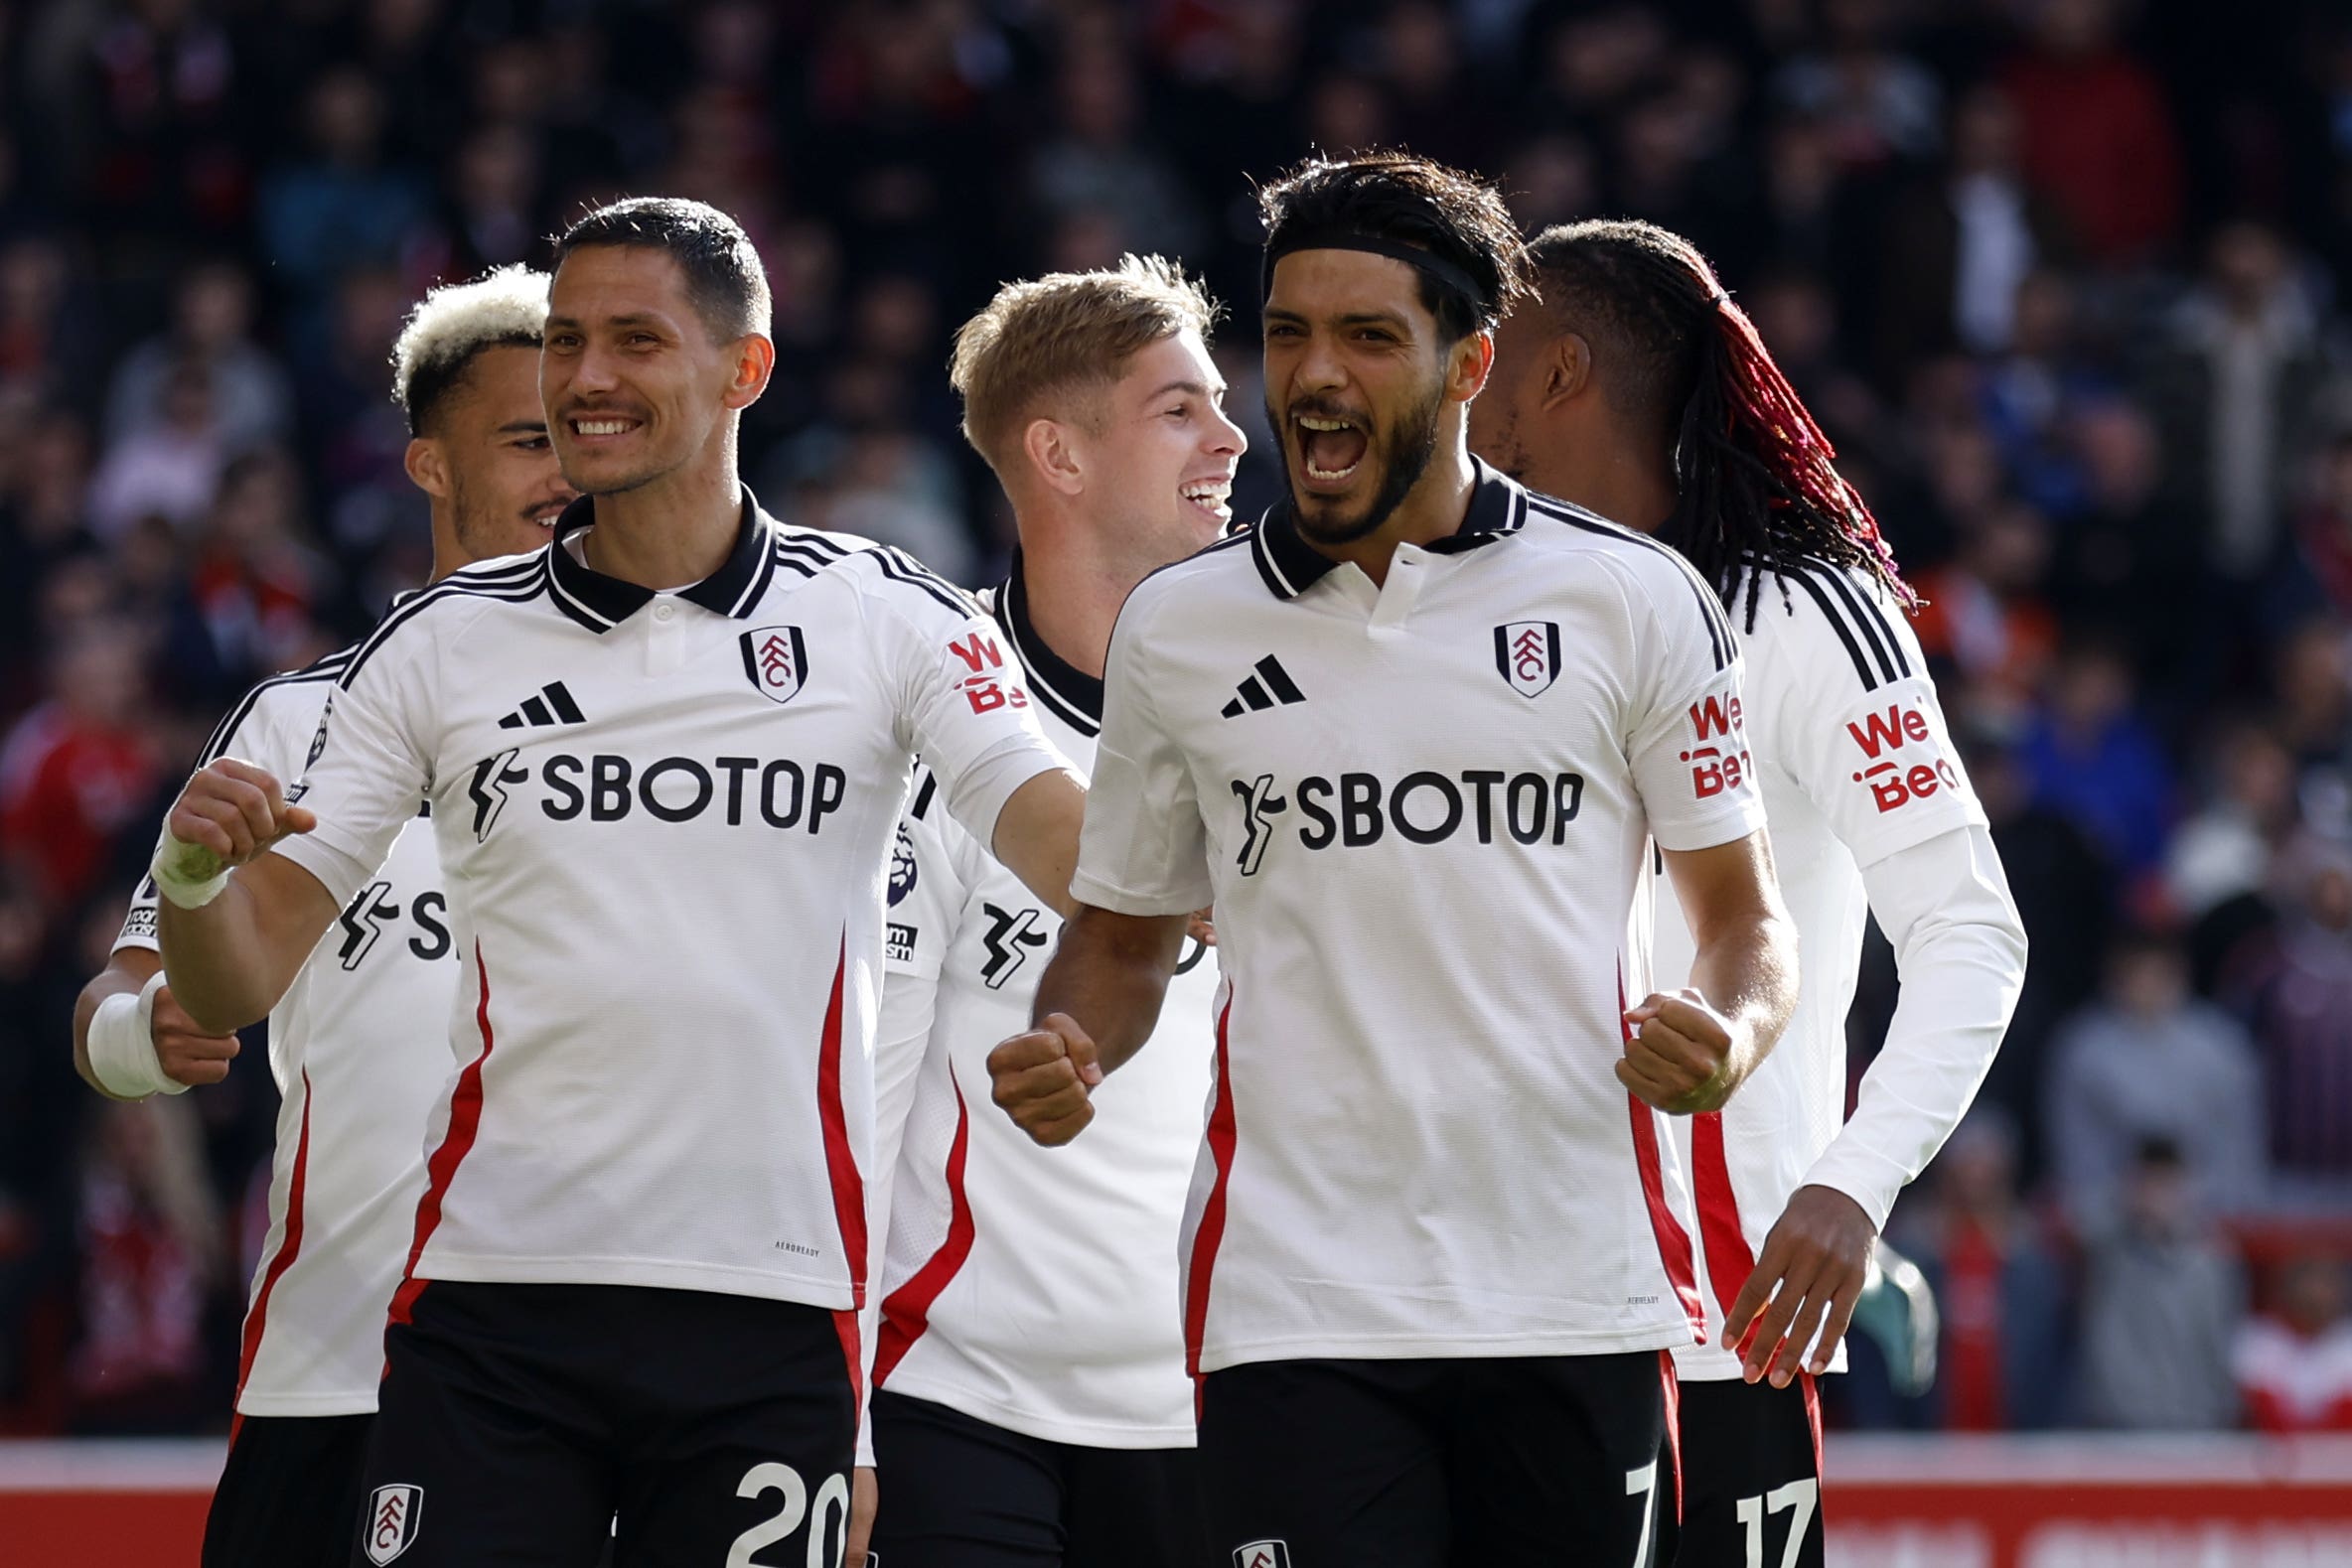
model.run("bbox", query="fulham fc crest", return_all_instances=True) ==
[1233,1543,1291,1568]
[365,1484,422,1564]
[1494,620,1561,699]
[742,625,809,705]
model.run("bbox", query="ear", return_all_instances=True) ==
[1447,329,1496,404]
[403,437,450,500]
[1544,333,1594,411]
[1021,417,1086,498]
[721,333,777,412]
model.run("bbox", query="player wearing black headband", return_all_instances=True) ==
[987,152,1799,1565]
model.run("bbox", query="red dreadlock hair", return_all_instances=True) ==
[1523,219,1914,629]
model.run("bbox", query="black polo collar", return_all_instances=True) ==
[994,549,1103,736]
[546,488,779,634]
[1248,456,1530,601]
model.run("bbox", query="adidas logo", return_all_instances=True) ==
[1221,655,1306,718]
[496,681,587,730]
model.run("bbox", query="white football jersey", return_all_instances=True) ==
[1073,462,1767,1373]
[118,646,455,1418]
[1650,560,2011,1380]
[268,495,1068,1325]
[873,570,1219,1449]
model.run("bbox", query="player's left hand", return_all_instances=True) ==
[1723,1184,1876,1387]
[1617,989,1743,1113]
[845,1465,875,1566]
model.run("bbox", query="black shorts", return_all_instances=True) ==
[354,1280,857,1568]
[868,1388,1204,1568]
[205,1412,372,1568]
[1199,1352,1675,1568]
[1671,1375,1823,1568]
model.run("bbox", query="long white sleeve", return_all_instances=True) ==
[1801,822,2028,1230]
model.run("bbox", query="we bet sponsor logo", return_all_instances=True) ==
[1682,692,1753,800]
[944,632,1030,716]
[1845,700,1959,814]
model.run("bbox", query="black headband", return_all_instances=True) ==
[1261,228,1493,320]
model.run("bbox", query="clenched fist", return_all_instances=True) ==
[152,981,242,1087]
[1617,988,1748,1114]
[166,758,317,873]
[988,1012,1102,1145]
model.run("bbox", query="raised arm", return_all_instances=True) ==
[154,759,342,1033]
[1620,830,1799,1115]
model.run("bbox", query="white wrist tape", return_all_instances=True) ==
[151,828,230,910]
[86,970,190,1098]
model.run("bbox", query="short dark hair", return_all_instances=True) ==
[551,196,772,342]
[1257,151,1531,343]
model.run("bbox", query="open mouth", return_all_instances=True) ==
[1180,476,1234,525]
[1294,413,1369,487]
[528,499,569,528]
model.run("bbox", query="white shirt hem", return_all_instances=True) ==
[1197,1324,1691,1371]
[234,1387,381,1417]
[877,1373,1196,1451]
[415,1252,855,1309]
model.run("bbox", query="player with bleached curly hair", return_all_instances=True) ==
[71,264,572,1568]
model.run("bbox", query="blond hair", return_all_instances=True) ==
[391,265,549,434]
[950,254,1218,479]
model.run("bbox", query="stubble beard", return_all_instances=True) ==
[1278,378,1445,548]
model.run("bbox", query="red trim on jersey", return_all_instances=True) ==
[1621,969,1704,1338]
[833,1308,863,1442]
[1660,1350,1684,1517]
[1183,997,1240,1402]
[1802,1370,1824,1479]
[228,1069,315,1441]
[388,944,499,1328]
[816,937,868,1309]
[872,1069,973,1387]
[1691,1110,1760,1353]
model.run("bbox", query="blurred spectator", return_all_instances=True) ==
[2225,833,2352,1200]
[2234,1253,2352,1433]
[2045,927,2267,1230]
[2298,430,2352,620]
[63,1096,225,1433]
[1912,491,2060,727]
[0,625,159,910]
[2074,1136,2244,1429]
[1886,1109,2071,1430]
[2168,721,2297,989]
[1770,0,1942,171]
[257,66,432,310]
[104,260,291,456]
[1968,736,2116,1148]
[2000,0,2183,265]
[2142,222,2328,610]
[0,236,104,413]
[187,448,327,685]
[85,357,228,541]
[2055,398,2197,678]
[2019,637,2174,881]
[1977,270,2110,519]
[1032,41,1204,266]
[1876,82,2071,377]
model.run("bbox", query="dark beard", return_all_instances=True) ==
[1275,379,1445,548]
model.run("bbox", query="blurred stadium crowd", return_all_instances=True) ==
[0,0,2350,1439]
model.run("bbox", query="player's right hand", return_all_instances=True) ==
[165,758,318,870]
[988,1012,1102,1145]
[151,982,241,1087]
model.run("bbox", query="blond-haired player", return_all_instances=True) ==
[863,255,1243,1567]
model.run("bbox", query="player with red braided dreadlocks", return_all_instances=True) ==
[1472,218,2027,1568]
